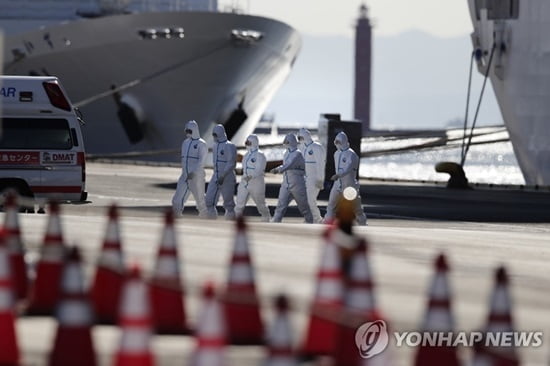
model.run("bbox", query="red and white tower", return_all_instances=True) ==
[354,2,373,136]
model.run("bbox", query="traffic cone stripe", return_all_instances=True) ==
[154,257,180,278]
[118,329,152,352]
[317,270,342,279]
[122,285,149,316]
[120,317,152,327]
[488,314,512,323]
[0,292,12,309]
[150,210,189,335]
[316,279,344,302]
[158,247,178,256]
[346,279,373,287]
[490,287,510,313]
[428,299,451,308]
[103,242,122,250]
[57,301,93,326]
[115,266,154,366]
[346,289,375,312]
[197,338,225,348]
[0,278,10,287]
[98,251,124,269]
[231,254,251,263]
[228,263,254,284]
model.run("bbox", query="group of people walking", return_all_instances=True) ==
[171,120,367,225]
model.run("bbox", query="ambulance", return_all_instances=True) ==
[0,76,87,211]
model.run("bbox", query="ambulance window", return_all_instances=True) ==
[0,118,73,150]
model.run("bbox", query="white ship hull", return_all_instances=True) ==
[2,11,301,161]
[468,0,550,185]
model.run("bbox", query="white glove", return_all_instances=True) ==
[270,167,280,174]
[315,180,324,189]
[187,171,195,180]
[330,174,340,181]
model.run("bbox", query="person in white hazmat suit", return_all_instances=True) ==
[324,131,367,225]
[235,134,271,221]
[171,120,208,217]
[297,128,326,223]
[270,133,314,223]
[205,124,237,219]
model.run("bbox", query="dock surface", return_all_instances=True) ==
[8,162,550,366]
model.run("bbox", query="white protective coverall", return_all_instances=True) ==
[235,135,271,221]
[298,128,326,223]
[324,131,367,225]
[270,133,313,223]
[171,120,208,217]
[205,124,237,219]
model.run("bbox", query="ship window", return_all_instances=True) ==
[474,0,519,20]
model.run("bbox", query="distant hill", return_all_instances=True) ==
[266,30,502,129]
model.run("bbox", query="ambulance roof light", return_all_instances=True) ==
[42,80,71,111]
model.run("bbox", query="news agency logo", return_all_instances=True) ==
[355,320,390,358]
[354,320,544,359]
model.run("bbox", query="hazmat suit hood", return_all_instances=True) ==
[245,134,259,151]
[212,124,228,143]
[297,128,313,145]
[283,133,298,151]
[334,131,350,151]
[185,120,201,139]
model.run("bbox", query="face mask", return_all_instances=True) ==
[245,140,253,151]
[335,140,342,150]
[185,129,193,138]
[212,133,218,143]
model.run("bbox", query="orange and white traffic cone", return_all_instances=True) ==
[3,190,28,301]
[223,216,264,345]
[49,246,96,366]
[113,265,154,366]
[91,204,126,324]
[475,266,519,366]
[0,230,20,366]
[300,225,344,359]
[414,253,460,366]
[189,282,226,366]
[26,201,66,316]
[333,238,389,366]
[150,210,189,334]
[264,294,297,366]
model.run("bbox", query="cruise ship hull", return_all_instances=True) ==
[468,0,550,185]
[2,11,301,160]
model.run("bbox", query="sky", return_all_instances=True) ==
[216,0,495,128]
[221,0,474,38]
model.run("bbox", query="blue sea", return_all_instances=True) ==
[257,125,525,185]
[361,141,523,185]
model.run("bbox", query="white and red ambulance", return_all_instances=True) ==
[0,76,87,211]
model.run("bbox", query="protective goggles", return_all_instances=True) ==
[245,140,252,146]
[185,129,193,134]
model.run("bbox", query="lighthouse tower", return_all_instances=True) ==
[354,3,372,135]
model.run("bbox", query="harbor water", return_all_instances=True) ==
[257,125,525,186]
[362,141,524,185]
